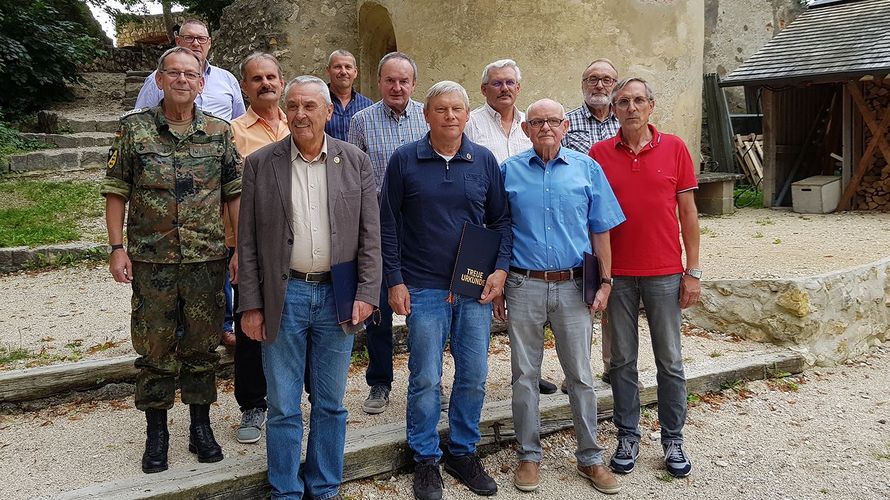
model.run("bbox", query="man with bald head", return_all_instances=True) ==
[497,98,624,494]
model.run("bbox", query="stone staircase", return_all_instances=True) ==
[123,70,152,109]
[5,111,120,174]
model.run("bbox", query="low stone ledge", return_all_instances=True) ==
[0,242,106,273]
[684,257,890,365]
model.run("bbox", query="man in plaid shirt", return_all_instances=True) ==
[562,59,621,154]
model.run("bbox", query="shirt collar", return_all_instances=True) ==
[615,123,662,151]
[581,103,617,124]
[154,103,205,134]
[291,135,328,164]
[528,147,570,168]
[382,100,418,120]
[482,102,523,125]
[417,132,476,162]
[243,106,286,128]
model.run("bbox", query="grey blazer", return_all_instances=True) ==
[237,134,382,341]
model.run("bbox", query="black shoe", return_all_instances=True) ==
[142,409,169,473]
[444,453,498,496]
[538,378,558,395]
[188,404,224,463]
[413,460,443,500]
[601,372,611,384]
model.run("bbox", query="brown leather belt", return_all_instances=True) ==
[289,269,331,282]
[509,266,583,282]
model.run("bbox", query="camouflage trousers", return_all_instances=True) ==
[130,260,226,411]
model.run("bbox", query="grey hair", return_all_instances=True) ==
[424,81,470,112]
[156,46,202,73]
[525,99,566,118]
[238,52,283,81]
[377,51,418,81]
[481,59,522,84]
[611,77,656,103]
[584,58,618,75]
[176,19,209,36]
[327,49,356,67]
[284,75,332,105]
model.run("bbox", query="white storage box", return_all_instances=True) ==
[792,175,841,214]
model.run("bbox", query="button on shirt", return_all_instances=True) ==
[325,86,373,141]
[562,104,620,154]
[465,103,533,164]
[135,64,246,121]
[347,99,428,191]
[289,139,331,273]
[501,147,625,270]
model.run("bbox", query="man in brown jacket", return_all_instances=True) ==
[237,75,381,499]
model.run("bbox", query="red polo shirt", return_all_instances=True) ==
[589,124,697,277]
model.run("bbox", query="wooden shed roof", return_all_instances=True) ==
[722,0,890,87]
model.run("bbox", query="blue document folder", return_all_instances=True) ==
[448,222,501,300]
[331,260,357,324]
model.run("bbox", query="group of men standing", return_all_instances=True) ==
[103,18,702,500]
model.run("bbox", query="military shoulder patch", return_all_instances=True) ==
[120,107,149,119]
[107,148,119,169]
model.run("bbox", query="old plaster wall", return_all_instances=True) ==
[359,0,705,155]
[684,257,890,366]
[703,0,804,112]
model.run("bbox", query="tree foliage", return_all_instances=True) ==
[0,1,103,118]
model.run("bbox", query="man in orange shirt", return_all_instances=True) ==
[227,52,290,445]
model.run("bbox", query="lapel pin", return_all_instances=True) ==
[466,153,472,160]
[334,156,341,164]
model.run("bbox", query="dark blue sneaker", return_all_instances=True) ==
[663,441,692,477]
[609,438,640,474]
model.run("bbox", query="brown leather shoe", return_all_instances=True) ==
[577,463,620,494]
[513,460,540,492]
[221,331,236,347]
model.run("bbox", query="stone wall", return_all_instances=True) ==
[82,45,167,73]
[684,257,890,366]
[116,13,189,47]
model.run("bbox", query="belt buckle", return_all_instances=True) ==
[542,270,553,281]
[304,272,321,282]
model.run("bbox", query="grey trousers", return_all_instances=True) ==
[607,274,687,444]
[505,271,605,466]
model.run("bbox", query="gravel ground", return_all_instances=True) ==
[2,207,889,370]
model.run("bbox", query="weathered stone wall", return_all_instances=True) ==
[82,46,167,73]
[703,0,804,112]
[116,13,189,47]
[359,0,705,157]
[684,257,890,366]
[213,0,358,88]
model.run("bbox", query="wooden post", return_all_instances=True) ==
[837,82,890,211]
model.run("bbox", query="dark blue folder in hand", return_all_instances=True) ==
[448,222,501,300]
[583,251,600,305]
[331,260,357,324]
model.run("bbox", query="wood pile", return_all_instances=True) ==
[734,133,764,187]
[853,80,890,211]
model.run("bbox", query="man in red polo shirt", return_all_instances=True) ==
[589,77,701,479]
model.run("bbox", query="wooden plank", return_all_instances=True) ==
[752,140,765,182]
[838,81,890,210]
[56,350,805,500]
[734,135,755,184]
[761,89,778,207]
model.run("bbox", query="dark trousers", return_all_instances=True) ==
[229,248,267,412]
[364,283,394,388]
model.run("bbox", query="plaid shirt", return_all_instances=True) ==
[325,87,373,141]
[562,104,620,154]
[347,99,428,191]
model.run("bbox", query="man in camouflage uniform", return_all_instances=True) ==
[101,46,242,474]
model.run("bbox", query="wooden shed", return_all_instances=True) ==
[721,0,890,211]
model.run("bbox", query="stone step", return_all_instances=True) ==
[126,70,152,78]
[125,75,149,84]
[7,146,108,173]
[36,111,120,134]
[19,131,115,149]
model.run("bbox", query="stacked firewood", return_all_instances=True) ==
[855,81,890,211]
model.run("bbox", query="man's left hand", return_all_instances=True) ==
[229,250,239,285]
[680,274,701,309]
[591,284,611,313]
[480,269,507,304]
[352,300,373,325]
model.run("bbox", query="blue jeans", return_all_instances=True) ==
[606,274,687,444]
[262,279,353,500]
[405,287,492,462]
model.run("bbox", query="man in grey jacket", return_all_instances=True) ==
[237,75,381,500]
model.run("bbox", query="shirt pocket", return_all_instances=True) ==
[559,194,588,225]
[188,142,225,191]
[464,173,487,203]
[135,142,174,189]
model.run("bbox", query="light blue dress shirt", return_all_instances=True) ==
[135,64,246,121]
[500,147,625,271]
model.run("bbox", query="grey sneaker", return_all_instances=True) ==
[663,441,692,477]
[609,438,640,474]
[362,384,390,414]
[236,407,266,444]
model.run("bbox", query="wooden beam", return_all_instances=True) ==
[837,82,890,210]
[761,89,777,207]
[56,351,805,500]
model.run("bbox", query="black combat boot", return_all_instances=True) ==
[188,404,224,463]
[142,409,169,473]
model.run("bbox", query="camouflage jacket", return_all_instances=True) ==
[100,105,243,264]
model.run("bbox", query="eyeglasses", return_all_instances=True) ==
[160,69,202,81]
[527,118,564,128]
[177,35,211,45]
[614,96,652,109]
[486,79,517,89]
[582,76,616,87]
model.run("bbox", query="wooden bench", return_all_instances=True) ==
[695,172,743,215]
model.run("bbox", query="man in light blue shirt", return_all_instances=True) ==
[496,98,624,494]
[135,19,245,121]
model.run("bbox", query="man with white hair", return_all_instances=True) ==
[563,59,620,154]
[238,75,382,499]
[465,59,532,164]
[380,81,511,500]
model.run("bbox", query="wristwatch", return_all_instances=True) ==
[684,268,703,279]
[109,244,125,253]
[601,277,614,286]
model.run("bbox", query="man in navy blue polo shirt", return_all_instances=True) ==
[380,81,511,500]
